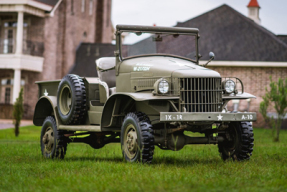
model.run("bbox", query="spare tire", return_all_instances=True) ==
[57,74,86,125]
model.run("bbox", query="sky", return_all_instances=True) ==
[112,0,287,43]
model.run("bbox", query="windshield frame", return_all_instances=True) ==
[115,25,200,64]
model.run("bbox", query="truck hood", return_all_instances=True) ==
[119,56,220,78]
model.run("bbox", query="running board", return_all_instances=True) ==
[58,125,101,132]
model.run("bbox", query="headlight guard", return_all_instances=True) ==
[221,77,244,95]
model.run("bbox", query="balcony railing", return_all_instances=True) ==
[0,39,44,57]
[23,39,44,57]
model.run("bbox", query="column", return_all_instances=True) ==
[13,69,21,103]
[15,11,24,55]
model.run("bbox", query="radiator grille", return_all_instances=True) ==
[180,78,222,112]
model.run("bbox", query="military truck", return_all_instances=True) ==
[34,25,256,163]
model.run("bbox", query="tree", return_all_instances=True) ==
[259,77,287,142]
[13,88,24,137]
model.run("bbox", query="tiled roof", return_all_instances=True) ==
[69,43,115,77]
[71,4,287,76]
[247,0,260,8]
[175,4,287,61]
[277,35,287,45]
[34,0,59,7]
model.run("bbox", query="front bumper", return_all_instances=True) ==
[160,112,257,122]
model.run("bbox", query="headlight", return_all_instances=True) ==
[153,78,169,95]
[224,80,235,93]
[158,80,169,94]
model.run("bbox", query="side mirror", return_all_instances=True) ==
[209,52,215,60]
[202,52,215,67]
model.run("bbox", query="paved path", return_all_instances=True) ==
[0,119,33,130]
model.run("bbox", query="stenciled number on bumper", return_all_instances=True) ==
[241,114,253,120]
[165,115,183,120]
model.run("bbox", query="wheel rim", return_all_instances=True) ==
[123,124,138,160]
[59,85,72,115]
[42,127,54,153]
[224,125,239,155]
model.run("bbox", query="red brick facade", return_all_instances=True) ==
[0,0,113,119]
[209,66,287,127]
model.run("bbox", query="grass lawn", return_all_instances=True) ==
[0,126,286,192]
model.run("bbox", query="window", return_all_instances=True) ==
[106,0,111,27]
[89,0,93,15]
[0,78,25,104]
[71,0,74,15]
[81,0,85,12]
[1,79,13,86]
[5,87,11,104]
[1,20,28,54]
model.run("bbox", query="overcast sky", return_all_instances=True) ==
[112,0,287,42]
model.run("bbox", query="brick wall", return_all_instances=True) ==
[40,0,113,78]
[0,69,40,119]
[21,71,41,118]
[26,16,44,43]
[15,0,113,119]
[209,66,287,127]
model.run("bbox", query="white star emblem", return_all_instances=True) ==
[217,114,223,121]
[44,89,48,96]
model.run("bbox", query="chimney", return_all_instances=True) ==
[247,0,261,24]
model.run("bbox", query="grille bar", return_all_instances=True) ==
[180,78,222,112]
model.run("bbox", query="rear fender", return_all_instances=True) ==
[33,96,58,126]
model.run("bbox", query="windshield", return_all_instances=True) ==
[121,32,197,62]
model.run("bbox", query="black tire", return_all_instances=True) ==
[121,112,154,163]
[218,122,254,161]
[57,74,86,125]
[40,116,67,159]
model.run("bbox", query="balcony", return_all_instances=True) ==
[0,1,52,105]
[0,38,44,72]
[0,38,44,57]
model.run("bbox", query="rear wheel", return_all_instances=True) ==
[121,112,154,163]
[218,122,254,161]
[40,116,67,159]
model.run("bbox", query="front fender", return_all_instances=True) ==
[222,92,256,100]
[33,96,58,126]
[110,92,179,101]
[101,93,179,129]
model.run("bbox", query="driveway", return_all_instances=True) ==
[0,119,33,130]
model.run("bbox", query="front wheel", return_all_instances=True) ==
[218,122,254,161]
[121,112,154,163]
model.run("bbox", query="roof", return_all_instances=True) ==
[34,0,59,7]
[69,43,115,77]
[175,4,287,61]
[71,4,287,76]
[247,0,260,8]
[277,35,287,45]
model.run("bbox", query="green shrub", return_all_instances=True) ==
[13,88,24,137]
[260,77,287,142]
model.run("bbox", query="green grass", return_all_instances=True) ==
[0,126,287,192]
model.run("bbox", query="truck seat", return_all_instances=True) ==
[96,57,116,88]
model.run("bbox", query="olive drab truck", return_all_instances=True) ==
[34,25,256,163]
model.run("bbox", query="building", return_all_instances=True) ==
[0,0,113,119]
[174,1,287,127]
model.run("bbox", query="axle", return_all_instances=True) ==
[154,134,225,151]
